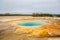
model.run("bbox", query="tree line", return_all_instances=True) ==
[0,13,60,17]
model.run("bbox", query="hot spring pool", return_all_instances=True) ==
[17,21,45,27]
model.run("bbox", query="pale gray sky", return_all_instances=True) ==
[0,0,60,14]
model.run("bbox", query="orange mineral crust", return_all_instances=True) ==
[6,20,60,37]
[15,24,60,37]
[30,24,60,37]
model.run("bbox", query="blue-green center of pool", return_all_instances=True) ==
[17,21,45,26]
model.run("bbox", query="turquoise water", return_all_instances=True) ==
[17,21,45,26]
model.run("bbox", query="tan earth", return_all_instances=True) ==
[0,16,60,40]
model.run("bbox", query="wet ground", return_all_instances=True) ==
[0,16,60,40]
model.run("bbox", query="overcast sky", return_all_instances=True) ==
[0,0,60,14]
